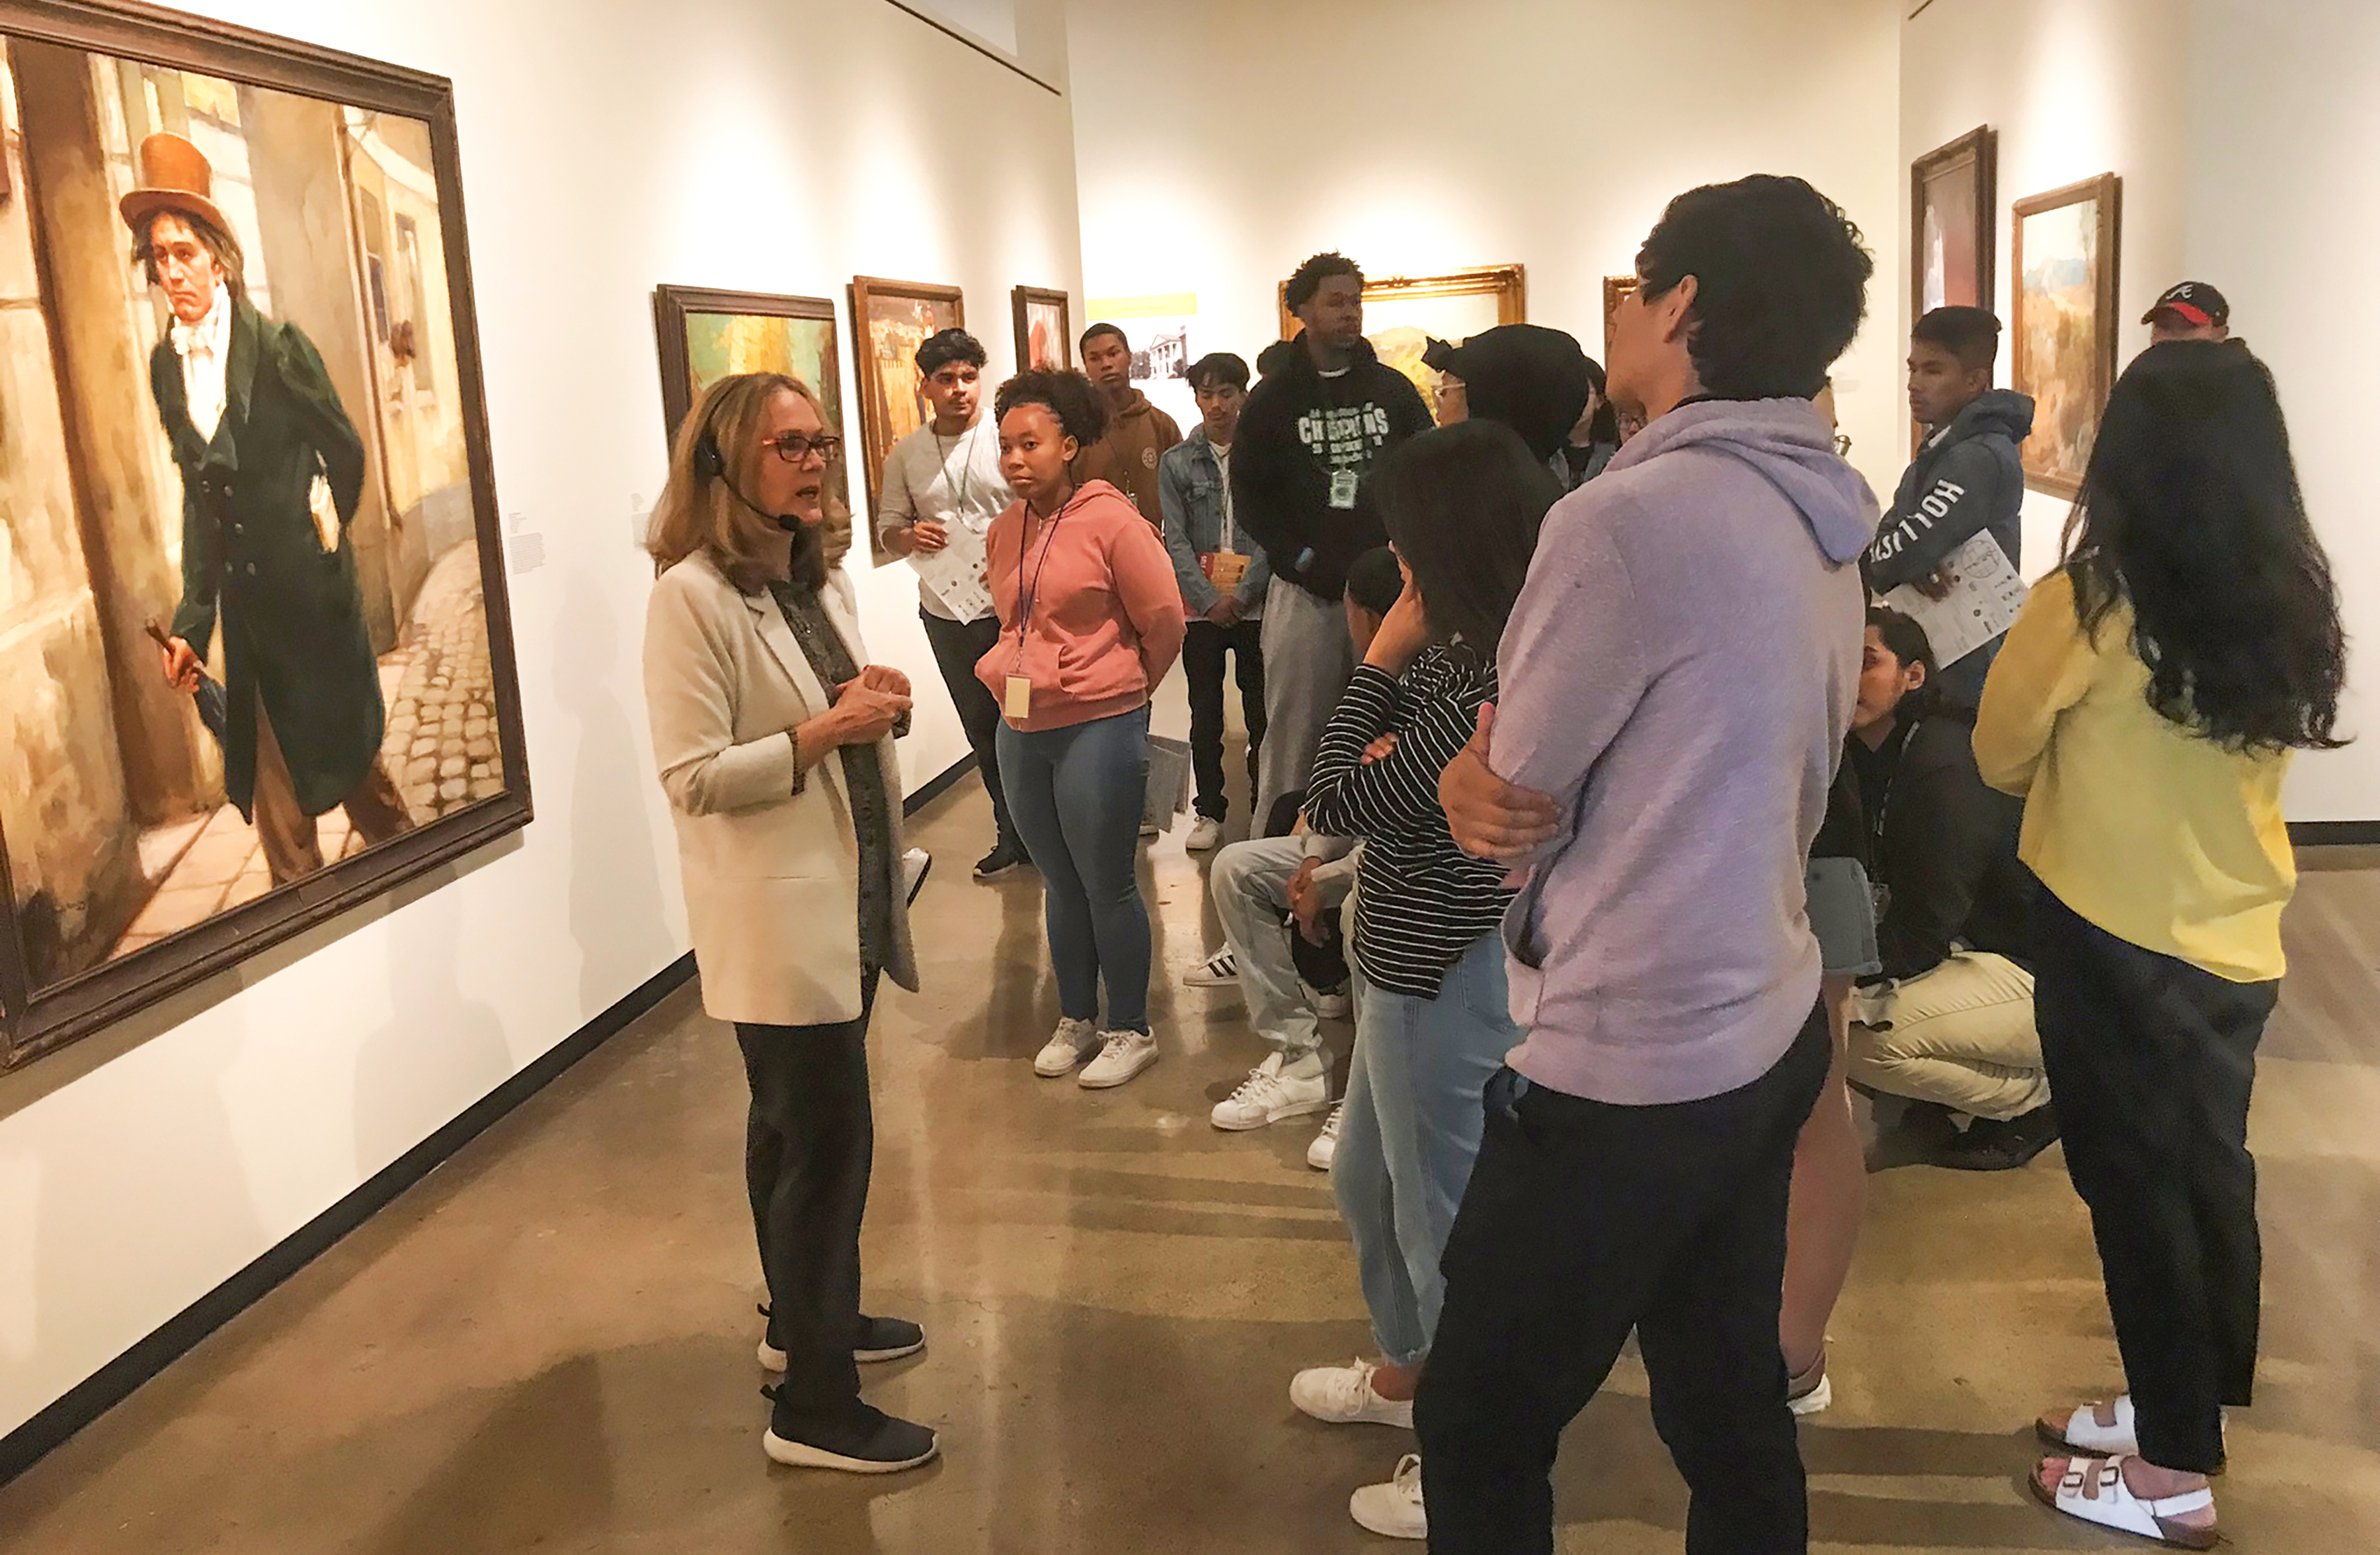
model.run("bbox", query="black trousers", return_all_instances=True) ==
[1182,616,1266,821]
[2033,886,2275,1474]
[738,971,879,1430]
[921,609,1017,845]
[1417,1006,1831,1555]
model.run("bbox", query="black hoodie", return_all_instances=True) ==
[1844,714,2032,981]
[1230,333,1431,602]
[1862,389,2035,591]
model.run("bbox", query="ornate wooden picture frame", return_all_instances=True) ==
[0,0,528,1068]
[848,274,965,532]
[2011,173,2123,498]
[1011,284,1070,372]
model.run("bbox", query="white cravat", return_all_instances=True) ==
[173,288,232,442]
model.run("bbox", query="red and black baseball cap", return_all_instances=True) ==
[2143,282,2229,329]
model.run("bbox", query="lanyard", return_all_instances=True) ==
[1011,487,1079,667]
[935,419,981,519]
[1212,444,1234,553]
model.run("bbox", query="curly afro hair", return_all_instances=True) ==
[994,368,1109,448]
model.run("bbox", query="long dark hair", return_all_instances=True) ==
[2062,342,2347,752]
[1375,420,1560,653]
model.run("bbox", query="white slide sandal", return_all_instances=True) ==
[2038,1394,2139,1457]
[2029,1455,2217,1550]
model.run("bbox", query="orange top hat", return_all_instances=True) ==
[119,132,230,237]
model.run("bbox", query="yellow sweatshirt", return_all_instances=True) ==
[1973,569,2294,983]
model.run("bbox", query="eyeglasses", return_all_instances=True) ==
[1833,433,1854,458]
[764,432,842,463]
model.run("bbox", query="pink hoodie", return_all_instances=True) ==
[976,480,1187,733]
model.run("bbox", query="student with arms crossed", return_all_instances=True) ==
[1423,175,1879,1554]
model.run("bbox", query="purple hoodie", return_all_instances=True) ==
[1487,397,1878,1105]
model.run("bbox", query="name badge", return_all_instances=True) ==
[1328,467,1359,510]
[1203,550,1250,591]
[1004,675,1032,721]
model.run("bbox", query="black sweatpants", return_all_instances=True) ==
[1417,1006,1830,1555]
[921,609,1017,846]
[738,971,879,1431]
[2033,886,2276,1474]
[1183,616,1266,821]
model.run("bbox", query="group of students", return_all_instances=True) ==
[641,167,2344,1555]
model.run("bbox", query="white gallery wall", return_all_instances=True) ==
[1904,0,2376,821]
[0,0,1083,1440]
[1064,0,1913,508]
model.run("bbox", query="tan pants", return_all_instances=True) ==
[1846,951,2048,1121]
[251,688,413,885]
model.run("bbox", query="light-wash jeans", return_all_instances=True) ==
[1254,575,1354,828]
[1209,834,1322,1063]
[1335,932,1521,1367]
[998,705,1154,1033]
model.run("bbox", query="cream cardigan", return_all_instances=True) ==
[643,553,918,1026]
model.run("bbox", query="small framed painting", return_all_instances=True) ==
[2012,173,2123,498]
[1603,275,1640,360]
[849,275,965,528]
[651,284,857,557]
[1012,285,1071,372]
[1912,125,1997,319]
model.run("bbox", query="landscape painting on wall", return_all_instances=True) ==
[1012,284,1070,372]
[1281,266,1525,422]
[0,0,526,1067]
[651,284,857,561]
[2012,173,2122,497]
[850,274,963,550]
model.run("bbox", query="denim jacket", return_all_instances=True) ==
[1158,429,1270,616]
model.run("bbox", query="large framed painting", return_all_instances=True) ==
[0,0,526,1067]
[1012,284,1070,372]
[650,284,857,562]
[849,274,963,546]
[1278,264,1525,421]
[2012,173,2122,498]
[1912,125,1996,319]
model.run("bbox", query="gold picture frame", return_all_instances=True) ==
[848,275,965,533]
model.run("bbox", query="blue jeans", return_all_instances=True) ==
[1335,932,1521,1367]
[998,706,1154,1033]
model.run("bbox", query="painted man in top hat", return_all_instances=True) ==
[130,132,413,883]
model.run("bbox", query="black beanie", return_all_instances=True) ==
[1439,324,1597,463]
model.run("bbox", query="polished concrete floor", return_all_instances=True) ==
[9,750,2380,1550]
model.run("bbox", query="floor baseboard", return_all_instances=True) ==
[0,761,987,1489]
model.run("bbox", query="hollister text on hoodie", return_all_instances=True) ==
[1862,389,2034,590]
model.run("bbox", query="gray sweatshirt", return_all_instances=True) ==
[1487,397,1878,1105]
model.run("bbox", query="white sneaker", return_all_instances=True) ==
[1290,1359,1415,1427]
[1349,1454,1427,1540]
[1078,1029,1159,1089]
[1033,1017,1101,1078]
[1183,947,1240,988]
[1301,977,1353,1019]
[1185,816,1224,852]
[1307,1103,1343,1170]
[1210,1053,1331,1131]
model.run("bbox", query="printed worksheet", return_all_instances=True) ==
[910,524,994,622]
[1884,530,2028,666]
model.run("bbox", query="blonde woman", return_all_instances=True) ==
[643,372,934,1474]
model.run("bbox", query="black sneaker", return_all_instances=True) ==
[973,840,1031,879]
[1934,1103,2060,1172]
[756,1306,925,1367]
[856,1314,926,1363]
[762,1394,939,1474]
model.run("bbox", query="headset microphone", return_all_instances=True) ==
[692,421,801,531]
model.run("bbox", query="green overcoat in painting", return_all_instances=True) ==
[154,296,383,820]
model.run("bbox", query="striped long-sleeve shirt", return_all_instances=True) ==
[1302,645,1515,998]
